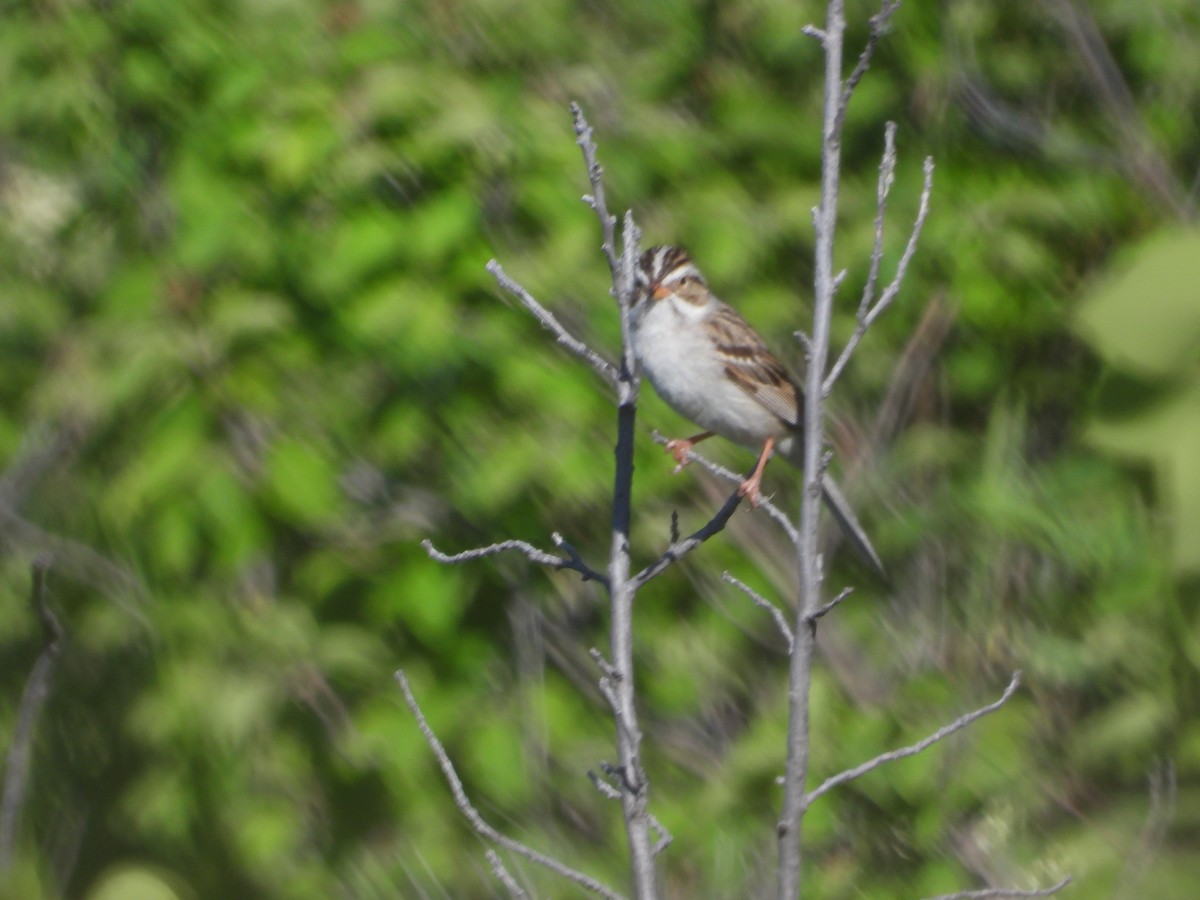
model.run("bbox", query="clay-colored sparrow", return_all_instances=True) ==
[633,245,883,576]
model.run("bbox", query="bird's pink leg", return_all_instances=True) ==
[665,431,714,472]
[737,436,776,508]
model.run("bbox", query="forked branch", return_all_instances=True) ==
[825,129,935,393]
[396,671,626,900]
[835,0,902,135]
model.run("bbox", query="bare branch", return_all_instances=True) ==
[859,122,898,319]
[649,814,672,856]
[0,561,63,871]
[722,571,793,653]
[487,260,618,390]
[486,850,529,900]
[808,672,1022,804]
[631,491,743,589]
[802,24,826,43]
[571,103,620,283]
[588,768,623,801]
[779,3,850,889]
[396,671,626,900]
[589,769,672,857]
[825,151,934,394]
[922,877,1072,900]
[835,0,902,134]
[807,585,853,621]
[574,107,656,895]
[589,646,619,681]
[650,431,798,543]
[423,537,608,589]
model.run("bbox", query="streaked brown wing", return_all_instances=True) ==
[706,303,802,428]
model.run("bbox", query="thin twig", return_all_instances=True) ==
[722,572,793,653]
[825,152,934,394]
[0,561,63,872]
[807,586,853,622]
[571,102,620,283]
[922,876,1072,900]
[487,260,618,390]
[649,813,672,856]
[486,850,529,900]
[589,769,671,855]
[808,672,1022,804]
[858,123,898,324]
[650,431,798,543]
[631,492,743,589]
[834,0,902,134]
[589,769,623,801]
[423,537,609,589]
[396,671,626,900]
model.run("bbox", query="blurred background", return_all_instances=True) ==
[1,0,1198,897]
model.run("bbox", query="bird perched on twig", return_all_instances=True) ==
[632,245,884,577]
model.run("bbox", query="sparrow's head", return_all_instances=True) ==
[636,245,708,307]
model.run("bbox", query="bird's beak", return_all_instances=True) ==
[651,284,671,301]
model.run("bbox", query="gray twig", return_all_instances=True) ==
[722,572,793,653]
[589,770,672,857]
[808,672,1022,804]
[571,102,620,283]
[423,537,608,589]
[807,586,853,622]
[486,850,529,900]
[632,491,743,589]
[825,139,935,394]
[650,431,798,543]
[487,260,618,390]
[396,671,626,900]
[835,0,901,134]
[0,561,63,872]
[921,877,1072,900]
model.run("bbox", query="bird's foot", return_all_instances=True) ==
[665,439,695,473]
[737,475,764,508]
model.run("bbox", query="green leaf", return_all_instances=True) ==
[1075,228,1200,378]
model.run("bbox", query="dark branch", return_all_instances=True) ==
[650,431,798,543]
[631,491,743,589]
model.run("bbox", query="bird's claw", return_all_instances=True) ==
[665,440,693,470]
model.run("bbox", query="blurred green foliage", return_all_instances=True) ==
[1,0,1198,897]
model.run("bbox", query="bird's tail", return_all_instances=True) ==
[820,473,887,581]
